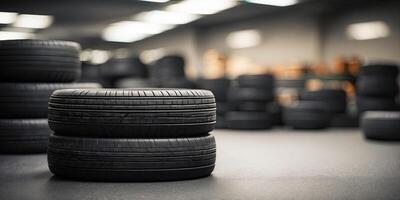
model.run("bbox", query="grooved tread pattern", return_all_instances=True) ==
[48,88,216,137]
[0,83,101,118]
[48,134,216,181]
[0,40,81,82]
[0,119,50,153]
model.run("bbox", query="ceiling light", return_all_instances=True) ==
[13,14,53,29]
[0,31,35,40]
[139,0,170,2]
[135,10,200,25]
[245,0,298,7]
[0,11,18,24]
[167,0,238,15]
[109,21,173,35]
[226,29,261,49]
[102,28,149,43]
[347,21,390,40]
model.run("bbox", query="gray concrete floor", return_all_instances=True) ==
[1,128,400,200]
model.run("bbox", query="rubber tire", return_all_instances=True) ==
[359,64,399,77]
[300,89,347,113]
[357,76,398,97]
[275,78,305,89]
[0,119,50,154]
[151,55,185,78]
[101,57,148,79]
[0,40,81,82]
[361,111,400,140]
[47,134,216,182]
[0,83,101,118]
[216,102,234,115]
[228,87,274,102]
[267,102,283,126]
[330,113,359,128]
[226,111,272,130]
[237,74,274,89]
[283,101,330,129]
[49,88,216,137]
[197,78,231,102]
[356,96,397,113]
[80,61,101,82]
[236,101,267,111]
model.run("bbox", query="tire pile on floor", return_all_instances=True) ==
[358,64,400,140]
[150,55,196,88]
[225,74,276,129]
[101,56,151,88]
[197,78,231,128]
[47,88,217,181]
[0,40,100,153]
[356,64,399,113]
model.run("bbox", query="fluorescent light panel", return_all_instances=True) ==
[0,31,35,40]
[102,21,175,43]
[0,11,18,24]
[226,29,261,49]
[245,0,298,7]
[347,21,390,40]
[135,10,200,25]
[13,14,53,29]
[167,0,238,15]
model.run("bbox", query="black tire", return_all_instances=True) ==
[275,78,305,89]
[236,101,267,111]
[237,74,274,89]
[267,102,283,126]
[0,40,81,82]
[356,76,398,97]
[101,57,148,79]
[47,134,216,182]
[300,89,347,113]
[283,101,330,129]
[197,78,230,102]
[226,111,272,130]
[48,88,216,137]
[0,119,50,154]
[151,55,185,78]
[330,113,359,128]
[361,111,400,140]
[158,78,196,89]
[359,64,399,77]
[356,96,397,113]
[216,102,234,115]
[80,61,101,83]
[228,87,274,102]
[0,83,101,118]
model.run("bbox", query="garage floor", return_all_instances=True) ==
[1,129,399,200]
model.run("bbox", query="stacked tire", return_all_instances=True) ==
[226,74,276,129]
[197,78,231,128]
[101,56,152,88]
[283,101,330,129]
[299,89,358,128]
[0,40,100,153]
[47,88,217,181]
[150,55,196,89]
[356,64,399,113]
[357,64,400,140]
